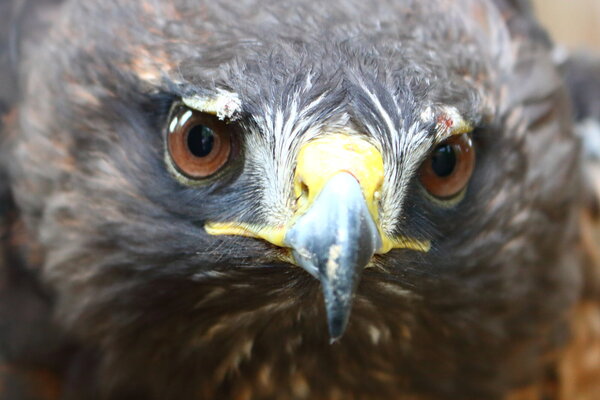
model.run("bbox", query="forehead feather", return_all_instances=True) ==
[54,0,504,100]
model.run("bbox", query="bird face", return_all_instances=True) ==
[7,0,584,397]
[168,91,474,339]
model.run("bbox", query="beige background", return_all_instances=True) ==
[532,0,600,52]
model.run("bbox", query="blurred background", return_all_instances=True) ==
[532,0,600,52]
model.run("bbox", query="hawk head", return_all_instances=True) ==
[4,0,584,398]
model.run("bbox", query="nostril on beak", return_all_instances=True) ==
[295,179,310,211]
[300,181,309,199]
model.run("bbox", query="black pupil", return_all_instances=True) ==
[187,125,215,157]
[431,144,456,177]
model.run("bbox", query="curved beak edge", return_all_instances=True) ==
[285,172,382,340]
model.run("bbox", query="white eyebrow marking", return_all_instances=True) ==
[183,89,242,120]
[420,106,434,124]
[433,106,473,143]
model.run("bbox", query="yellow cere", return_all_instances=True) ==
[293,134,384,218]
[205,133,431,255]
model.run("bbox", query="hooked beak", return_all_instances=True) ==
[285,171,381,339]
[206,134,429,340]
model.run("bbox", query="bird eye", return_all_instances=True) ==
[166,105,232,179]
[418,133,475,200]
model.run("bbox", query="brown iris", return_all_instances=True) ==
[419,134,475,199]
[167,106,232,179]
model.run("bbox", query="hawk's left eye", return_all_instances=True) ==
[418,133,475,200]
[166,105,232,180]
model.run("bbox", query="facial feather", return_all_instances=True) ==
[1,0,587,399]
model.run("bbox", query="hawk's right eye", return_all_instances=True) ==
[166,106,232,179]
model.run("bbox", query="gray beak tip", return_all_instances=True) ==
[327,310,350,342]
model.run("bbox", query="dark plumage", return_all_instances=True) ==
[0,0,599,399]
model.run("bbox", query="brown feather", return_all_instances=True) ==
[518,154,600,400]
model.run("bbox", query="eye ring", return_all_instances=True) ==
[166,105,232,180]
[418,133,475,200]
